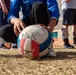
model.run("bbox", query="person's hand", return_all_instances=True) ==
[47,18,57,33]
[65,0,70,2]
[11,18,26,36]
[37,24,50,32]
[38,18,56,33]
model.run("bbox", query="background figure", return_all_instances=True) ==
[61,0,76,49]
[0,0,10,48]
[0,0,16,49]
[0,0,60,51]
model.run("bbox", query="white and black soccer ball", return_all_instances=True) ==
[17,25,56,59]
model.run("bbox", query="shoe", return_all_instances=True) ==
[48,51,56,57]
[48,41,56,57]
[11,43,17,49]
[4,43,11,49]
[64,43,74,49]
[0,43,11,49]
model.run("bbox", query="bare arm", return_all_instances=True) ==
[0,0,8,14]
[37,18,56,33]
[47,18,56,33]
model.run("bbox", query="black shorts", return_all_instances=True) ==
[62,9,76,25]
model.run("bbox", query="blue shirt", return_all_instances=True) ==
[7,0,60,22]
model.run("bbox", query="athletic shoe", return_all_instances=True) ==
[48,42,56,57]
[64,43,74,49]
[11,43,17,49]
[0,43,11,49]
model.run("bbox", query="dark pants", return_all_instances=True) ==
[0,8,8,28]
[0,2,50,43]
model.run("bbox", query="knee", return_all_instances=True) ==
[32,1,46,10]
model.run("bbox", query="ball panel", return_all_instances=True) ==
[31,25,48,44]
[31,40,39,59]
[39,49,49,57]
[39,32,52,52]
[17,36,20,48]
[19,25,48,44]
[39,40,53,57]
[24,38,31,52]
[20,38,26,56]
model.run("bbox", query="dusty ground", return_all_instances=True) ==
[0,48,76,75]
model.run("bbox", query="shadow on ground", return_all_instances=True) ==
[0,49,76,61]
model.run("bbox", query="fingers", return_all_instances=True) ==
[17,23,23,33]
[37,24,45,27]
[20,22,26,30]
[14,27,19,36]
[14,22,26,36]
[36,24,52,33]
[37,24,49,31]
[14,23,20,36]
[12,18,26,36]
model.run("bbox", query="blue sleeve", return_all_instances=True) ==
[7,0,21,22]
[47,0,60,20]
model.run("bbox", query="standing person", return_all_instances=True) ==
[61,0,76,49]
[0,0,60,54]
[0,0,11,48]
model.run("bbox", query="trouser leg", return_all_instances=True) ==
[0,24,17,43]
[31,1,49,26]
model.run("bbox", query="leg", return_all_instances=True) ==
[31,1,49,26]
[62,25,69,39]
[0,24,17,43]
[62,9,74,48]
[62,25,74,48]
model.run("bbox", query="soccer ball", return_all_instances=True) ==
[17,25,56,59]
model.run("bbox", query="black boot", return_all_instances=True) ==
[63,38,74,49]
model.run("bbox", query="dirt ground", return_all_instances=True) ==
[0,48,76,75]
